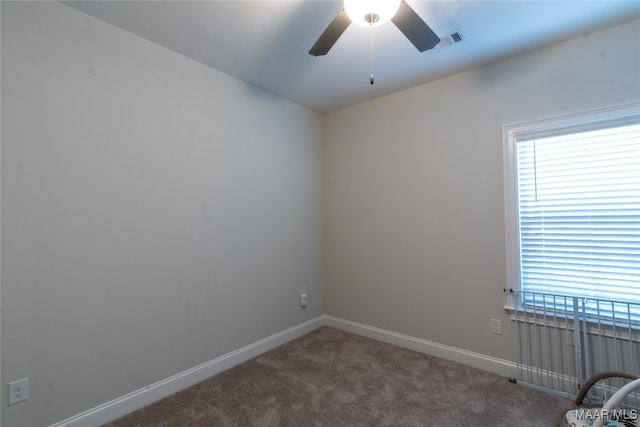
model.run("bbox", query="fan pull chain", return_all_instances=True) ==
[369,23,375,85]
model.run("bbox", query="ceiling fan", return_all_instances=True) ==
[309,0,440,57]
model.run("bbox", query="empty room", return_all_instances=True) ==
[1,1,639,426]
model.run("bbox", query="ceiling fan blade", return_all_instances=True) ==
[309,8,351,57]
[391,1,440,52]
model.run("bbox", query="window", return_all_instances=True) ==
[504,103,640,322]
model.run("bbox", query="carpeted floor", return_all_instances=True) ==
[103,327,572,426]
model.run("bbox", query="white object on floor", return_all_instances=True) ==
[562,378,640,427]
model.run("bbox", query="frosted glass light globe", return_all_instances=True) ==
[344,0,402,27]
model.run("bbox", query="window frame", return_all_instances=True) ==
[503,102,640,310]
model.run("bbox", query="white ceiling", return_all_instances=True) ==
[62,0,640,114]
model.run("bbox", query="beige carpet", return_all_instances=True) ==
[103,327,572,426]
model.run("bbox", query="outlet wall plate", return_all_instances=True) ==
[8,378,29,405]
[299,293,309,307]
[491,319,502,335]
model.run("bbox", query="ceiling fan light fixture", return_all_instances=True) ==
[344,0,401,27]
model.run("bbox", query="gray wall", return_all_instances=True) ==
[1,2,324,426]
[324,19,640,362]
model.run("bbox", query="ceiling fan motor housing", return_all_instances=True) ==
[344,0,401,27]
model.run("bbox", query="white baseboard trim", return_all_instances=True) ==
[324,316,517,379]
[51,315,518,427]
[50,316,325,427]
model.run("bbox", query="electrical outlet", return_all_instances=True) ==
[299,292,308,307]
[8,378,29,405]
[491,319,502,335]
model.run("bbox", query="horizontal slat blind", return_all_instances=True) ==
[515,122,640,319]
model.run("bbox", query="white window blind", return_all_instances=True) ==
[514,120,640,317]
